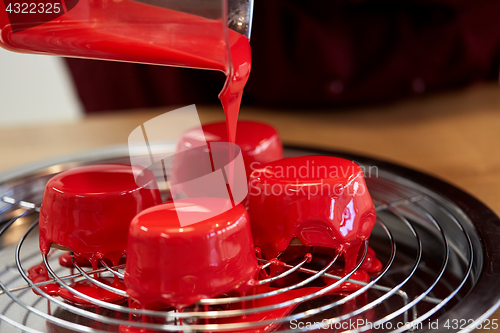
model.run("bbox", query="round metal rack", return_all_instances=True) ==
[0,145,499,332]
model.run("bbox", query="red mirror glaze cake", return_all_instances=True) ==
[124,198,259,310]
[248,156,376,273]
[177,120,284,177]
[39,164,162,267]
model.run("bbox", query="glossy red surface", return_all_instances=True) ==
[28,263,59,297]
[219,36,251,144]
[58,252,127,268]
[361,246,383,273]
[27,262,127,305]
[311,245,382,275]
[248,156,377,273]
[39,164,162,266]
[179,120,284,177]
[124,198,259,309]
[0,0,250,144]
[59,277,127,305]
[59,252,93,268]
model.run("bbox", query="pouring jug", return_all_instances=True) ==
[0,0,253,69]
[1,0,253,142]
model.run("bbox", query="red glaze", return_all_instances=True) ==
[59,252,93,268]
[310,245,382,276]
[58,252,127,268]
[28,263,60,297]
[124,198,259,309]
[361,246,383,273]
[0,0,250,144]
[119,326,156,333]
[58,277,127,305]
[39,164,162,266]
[248,156,377,272]
[219,35,251,144]
[27,262,127,305]
[178,121,284,177]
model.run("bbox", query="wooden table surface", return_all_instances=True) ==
[1,82,500,329]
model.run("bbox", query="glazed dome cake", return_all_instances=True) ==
[39,164,162,267]
[124,198,259,309]
[248,156,376,272]
[177,120,284,176]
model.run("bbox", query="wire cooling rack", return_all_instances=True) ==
[0,145,499,332]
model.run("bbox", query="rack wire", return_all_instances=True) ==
[0,146,498,332]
